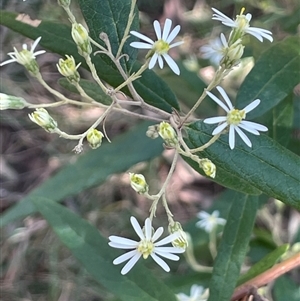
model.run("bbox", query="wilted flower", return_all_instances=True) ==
[108,216,185,275]
[204,86,268,149]
[0,36,45,74]
[130,19,183,75]
[211,7,273,42]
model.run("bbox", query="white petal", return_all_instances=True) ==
[153,20,162,40]
[121,252,141,275]
[113,249,137,265]
[109,236,138,247]
[130,42,153,49]
[163,54,180,75]
[203,116,227,124]
[130,31,154,45]
[155,247,185,254]
[149,53,158,69]
[243,99,260,113]
[206,90,230,112]
[155,232,179,246]
[158,55,164,68]
[169,41,184,48]
[0,58,17,66]
[197,211,210,219]
[240,120,268,132]
[238,123,260,135]
[145,218,152,240]
[154,250,179,261]
[212,122,228,135]
[229,125,236,149]
[211,8,234,24]
[150,253,170,272]
[31,36,42,52]
[108,242,136,249]
[211,210,220,218]
[162,19,172,41]
[235,126,252,147]
[166,25,181,44]
[217,86,233,110]
[220,33,228,47]
[130,216,145,240]
[152,227,164,242]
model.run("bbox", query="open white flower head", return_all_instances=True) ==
[0,37,45,67]
[176,284,208,301]
[203,86,268,149]
[130,19,183,75]
[212,7,273,42]
[108,216,185,275]
[196,210,226,233]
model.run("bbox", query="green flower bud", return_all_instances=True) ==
[158,121,178,147]
[87,129,104,149]
[199,158,216,178]
[57,0,71,8]
[168,222,188,249]
[0,93,29,110]
[28,108,58,132]
[71,23,92,56]
[57,55,81,83]
[129,173,149,194]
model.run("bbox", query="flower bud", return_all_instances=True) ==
[57,55,81,83]
[227,42,244,62]
[87,129,104,149]
[129,173,149,194]
[168,222,188,249]
[71,23,92,56]
[199,158,216,178]
[28,108,58,132]
[57,0,71,8]
[0,93,29,110]
[158,121,178,147]
[146,125,159,139]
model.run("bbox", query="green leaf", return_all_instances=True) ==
[207,193,258,301]
[78,0,138,70]
[273,275,300,301]
[0,10,179,112]
[58,78,112,105]
[0,122,163,227]
[185,121,300,210]
[33,198,177,301]
[236,36,300,119]
[237,244,289,285]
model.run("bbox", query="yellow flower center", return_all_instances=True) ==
[137,240,154,259]
[227,109,246,125]
[154,39,170,55]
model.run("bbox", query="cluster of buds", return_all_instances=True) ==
[71,23,92,56]
[28,108,58,133]
[0,93,29,110]
[57,55,81,83]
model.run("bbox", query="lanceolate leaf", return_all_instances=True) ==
[185,121,300,210]
[0,10,179,112]
[33,198,178,301]
[236,36,300,119]
[0,122,163,227]
[208,194,259,301]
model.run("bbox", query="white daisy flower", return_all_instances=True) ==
[200,34,227,65]
[0,36,46,67]
[108,216,185,275]
[211,7,273,42]
[176,284,208,301]
[130,19,183,75]
[196,210,226,233]
[203,86,268,149]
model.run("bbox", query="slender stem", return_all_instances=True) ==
[231,252,300,301]
[63,6,77,24]
[116,0,137,58]
[74,82,106,105]
[209,227,217,259]
[190,133,221,153]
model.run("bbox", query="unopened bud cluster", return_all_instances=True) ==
[158,121,178,147]
[71,23,92,56]
[129,173,149,194]
[199,158,216,178]
[86,129,104,149]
